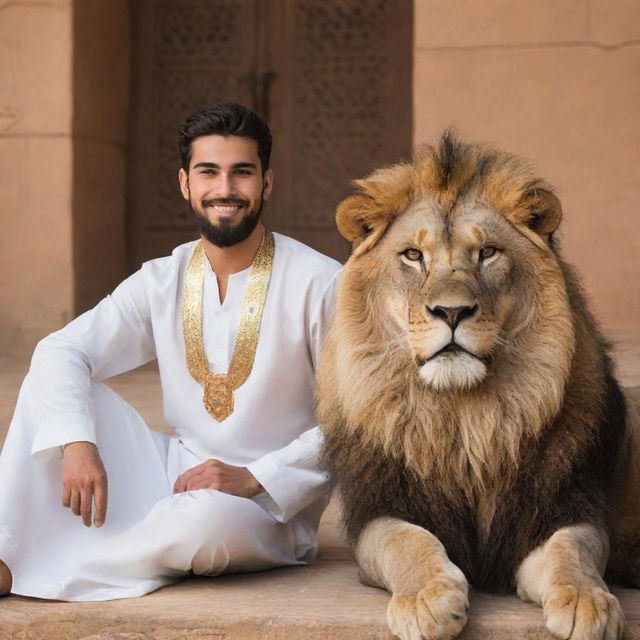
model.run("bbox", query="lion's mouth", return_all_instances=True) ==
[415,342,489,390]
[439,342,466,355]
[415,342,474,367]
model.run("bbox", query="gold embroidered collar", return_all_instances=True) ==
[183,230,275,421]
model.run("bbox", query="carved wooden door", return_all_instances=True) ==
[128,0,413,267]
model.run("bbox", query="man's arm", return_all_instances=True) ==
[245,426,329,522]
[61,441,108,527]
[170,425,328,520]
[173,458,262,497]
[27,267,156,526]
[28,267,155,454]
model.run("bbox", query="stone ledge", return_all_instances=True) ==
[2,560,640,640]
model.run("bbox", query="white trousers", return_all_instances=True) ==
[0,377,302,601]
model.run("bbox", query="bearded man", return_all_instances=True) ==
[0,103,340,601]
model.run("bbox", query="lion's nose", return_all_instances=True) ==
[427,304,478,329]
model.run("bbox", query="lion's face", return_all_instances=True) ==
[370,196,537,391]
[335,133,567,394]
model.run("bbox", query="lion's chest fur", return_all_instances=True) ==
[325,391,619,593]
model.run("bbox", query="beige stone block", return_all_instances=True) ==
[72,137,127,313]
[413,45,640,337]
[73,0,130,144]
[0,136,74,354]
[589,0,640,45]
[0,1,72,135]
[414,0,588,49]
[2,560,640,639]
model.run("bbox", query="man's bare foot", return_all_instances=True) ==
[0,560,12,596]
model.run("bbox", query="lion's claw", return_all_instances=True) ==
[387,570,469,640]
[543,584,624,640]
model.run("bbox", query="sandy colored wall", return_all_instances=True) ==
[0,0,129,356]
[0,0,74,355]
[413,0,640,343]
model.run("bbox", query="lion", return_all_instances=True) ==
[317,131,640,640]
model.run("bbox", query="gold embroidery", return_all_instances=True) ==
[183,230,275,421]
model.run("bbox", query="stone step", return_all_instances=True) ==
[2,561,640,639]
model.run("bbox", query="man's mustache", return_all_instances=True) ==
[201,198,249,208]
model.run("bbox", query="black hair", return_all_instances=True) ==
[178,103,272,172]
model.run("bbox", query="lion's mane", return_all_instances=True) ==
[317,133,627,592]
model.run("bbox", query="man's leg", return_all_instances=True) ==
[0,376,171,600]
[1,375,303,601]
[63,486,301,600]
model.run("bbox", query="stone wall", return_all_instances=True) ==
[0,0,74,355]
[413,0,640,341]
[0,0,129,356]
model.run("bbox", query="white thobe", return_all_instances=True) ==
[0,233,341,601]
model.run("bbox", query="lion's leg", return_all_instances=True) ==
[516,524,624,640]
[356,516,468,640]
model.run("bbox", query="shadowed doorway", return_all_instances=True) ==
[127,0,413,267]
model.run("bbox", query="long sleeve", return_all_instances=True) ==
[246,270,341,523]
[29,268,156,454]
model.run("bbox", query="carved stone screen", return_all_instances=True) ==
[128,0,413,267]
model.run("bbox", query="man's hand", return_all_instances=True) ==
[62,441,108,527]
[173,459,263,498]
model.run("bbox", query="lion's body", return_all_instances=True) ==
[317,133,639,638]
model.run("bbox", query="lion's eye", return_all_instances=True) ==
[479,246,498,261]
[402,248,423,262]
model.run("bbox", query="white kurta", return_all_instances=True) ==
[0,233,341,601]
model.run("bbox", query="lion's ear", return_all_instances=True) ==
[336,194,393,257]
[524,188,563,236]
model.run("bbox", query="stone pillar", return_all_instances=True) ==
[413,0,640,341]
[72,0,129,315]
[0,0,74,355]
[0,0,130,356]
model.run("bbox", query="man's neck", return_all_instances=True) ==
[201,223,264,303]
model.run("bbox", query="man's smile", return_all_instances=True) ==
[202,199,248,217]
[210,204,242,215]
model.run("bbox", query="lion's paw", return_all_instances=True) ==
[387,566,469,640]
[543,584,624,640]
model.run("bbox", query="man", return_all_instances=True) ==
[0,103,340,601]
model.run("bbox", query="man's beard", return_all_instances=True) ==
[190,196,263,248]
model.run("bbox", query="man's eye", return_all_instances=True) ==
[402,248,423,262]
[200,170,215,175]
[479,246,498,261]
[235,169,252,176]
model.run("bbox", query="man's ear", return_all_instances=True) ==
[336,194,394,257]
[178,168,190,201]
[262,168,273,201]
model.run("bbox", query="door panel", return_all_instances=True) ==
[265,0,413,261]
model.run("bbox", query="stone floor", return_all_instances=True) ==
[0,347,639,639]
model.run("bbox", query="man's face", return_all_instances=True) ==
[178,135,273,248]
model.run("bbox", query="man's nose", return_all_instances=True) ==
[213,173,236,197]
